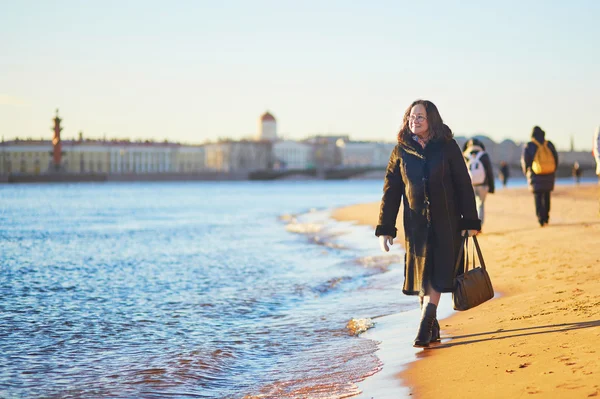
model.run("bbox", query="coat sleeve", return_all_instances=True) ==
[375,147,404,238]
[521,142,534,175]
[482,153,495,193]
[548,141,559,167]
[448,140,481,231]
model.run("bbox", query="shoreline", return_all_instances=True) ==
[350,294,456,398]
[333,184,600,399]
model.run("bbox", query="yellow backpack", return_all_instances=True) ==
[531,139,556,175]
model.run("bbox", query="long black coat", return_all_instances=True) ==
[375,138,481,295]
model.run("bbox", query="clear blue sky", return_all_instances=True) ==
[1,0,599,150]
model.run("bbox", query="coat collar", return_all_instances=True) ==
[399,136,443,159]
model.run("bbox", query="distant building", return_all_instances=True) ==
[303,135,348,169]
[494,139,522,166]
[174,145,205,173]
[273,141,313,170]
[204,141,272,172]
[0,138,201,175]
[1,112,277,178]
[257,111,277,142]
[73,140,181,174]
[456,135,522,165]
[8,111,597,180]
[0,139,52,175]
[337,140,396,167]
[0,111,208,176]
[557,150,597,168]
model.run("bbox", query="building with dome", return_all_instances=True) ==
[257,111,277,142]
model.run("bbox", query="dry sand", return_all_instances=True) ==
[333,184,600,399]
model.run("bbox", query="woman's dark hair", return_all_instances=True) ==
[463,138,486,152]
[397,99,453,144]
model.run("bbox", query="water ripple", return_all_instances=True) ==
[1,181,407,398]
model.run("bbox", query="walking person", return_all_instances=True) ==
[499,161,510,187]
[463,138,495,228]
[376,99,481,348]
[521,126,558,227]
[594,126,600,214]
[572,161,582,184]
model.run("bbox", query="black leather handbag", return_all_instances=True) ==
[452,235,494,311]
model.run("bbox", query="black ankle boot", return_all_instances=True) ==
[414,303,437,348]
[431,318,441,343]
[419,298,440,343]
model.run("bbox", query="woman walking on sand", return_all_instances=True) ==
[520,126,558,227]
[375,99,481,348]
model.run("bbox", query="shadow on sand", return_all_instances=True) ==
[426,320,600,350]
[483,221,600,237]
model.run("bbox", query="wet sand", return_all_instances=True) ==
[333,184,600,399]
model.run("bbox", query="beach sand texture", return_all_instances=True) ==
[333,185,600,399]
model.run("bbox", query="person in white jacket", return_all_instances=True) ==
[594,126,600,214]
[594,126,600,178]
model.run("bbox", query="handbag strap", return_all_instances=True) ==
[453,235,487,277]
[453,235,467,276]
[472,236,487,270]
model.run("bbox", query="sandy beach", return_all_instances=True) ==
[333,184,600,399]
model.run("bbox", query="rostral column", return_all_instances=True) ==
[51,109,62,170]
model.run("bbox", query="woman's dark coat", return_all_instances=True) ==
[521,129,559,193]
[375,137,481,295]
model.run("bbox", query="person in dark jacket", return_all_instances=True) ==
[462,138,495,227]
[499,161,510,187]
[572,161,582,184]
[594,126,600,215]
[521,126,558,226]
[376,100,481,348]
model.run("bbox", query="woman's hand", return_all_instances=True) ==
[379,235,394,252]
[461,229,479,237]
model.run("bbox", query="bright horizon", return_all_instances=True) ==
[1,0,599,151]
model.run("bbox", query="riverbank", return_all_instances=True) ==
[332,184,600,399]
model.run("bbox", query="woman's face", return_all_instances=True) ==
[409,104,429,137]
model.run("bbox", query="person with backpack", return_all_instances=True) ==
[463,138,495,227]
[521,126,558,226]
